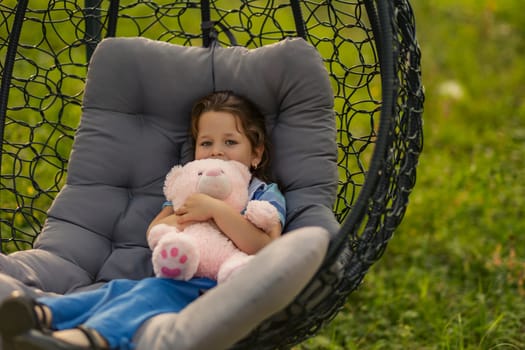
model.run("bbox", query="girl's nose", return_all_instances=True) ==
[211,147,224,157]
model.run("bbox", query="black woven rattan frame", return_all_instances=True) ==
[0,1,424,348]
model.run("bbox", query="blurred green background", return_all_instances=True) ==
[300,0,525,349]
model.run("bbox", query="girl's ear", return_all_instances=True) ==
[252,144,264,168]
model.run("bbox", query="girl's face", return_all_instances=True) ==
[194,111,263,169]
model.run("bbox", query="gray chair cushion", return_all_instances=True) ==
[0,37,338,298]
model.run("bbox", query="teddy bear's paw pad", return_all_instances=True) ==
[153,240,199,280]
[160,247,188,263]
[159,247,189,278]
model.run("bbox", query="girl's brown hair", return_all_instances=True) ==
[190,91,272,182]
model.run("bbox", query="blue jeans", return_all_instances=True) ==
[39,277,216,349]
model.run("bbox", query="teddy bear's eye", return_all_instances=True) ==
[198,171,203,176]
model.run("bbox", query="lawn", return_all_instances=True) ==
[299,1,525,349]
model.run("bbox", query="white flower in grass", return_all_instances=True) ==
[438,80,465,101]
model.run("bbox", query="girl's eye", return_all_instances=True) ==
[225,140,237,146]
[200,141,211,147]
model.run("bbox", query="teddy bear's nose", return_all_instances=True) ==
[205,168,223,177]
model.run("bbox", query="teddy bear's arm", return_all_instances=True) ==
[243,200,280,233]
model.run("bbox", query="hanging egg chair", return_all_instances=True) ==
[0,1,424,348]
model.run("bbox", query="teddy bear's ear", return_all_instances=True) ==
[163,164,184,199]
[230,160,251,183]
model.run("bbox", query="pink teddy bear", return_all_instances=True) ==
[148,159,280,283]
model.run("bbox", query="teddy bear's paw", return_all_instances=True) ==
[244,200,280,233]
[152,238,199,280]
[217,253,254,283]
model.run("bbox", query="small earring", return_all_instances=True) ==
[250,163,258,171]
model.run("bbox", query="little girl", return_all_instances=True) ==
[0,91,286,350]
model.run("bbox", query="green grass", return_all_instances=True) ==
[298,1,525,349]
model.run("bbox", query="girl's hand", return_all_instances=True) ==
[174,193,221,224]
[169,193,280,255]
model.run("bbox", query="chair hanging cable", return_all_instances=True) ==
[0,0,29,172]
[201,18,239,93]
[200,0,211,48]
[290,0,307,39]
[106,0,120,38]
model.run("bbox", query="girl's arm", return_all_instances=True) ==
[174,193,282,255]
[146,206,177,236]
